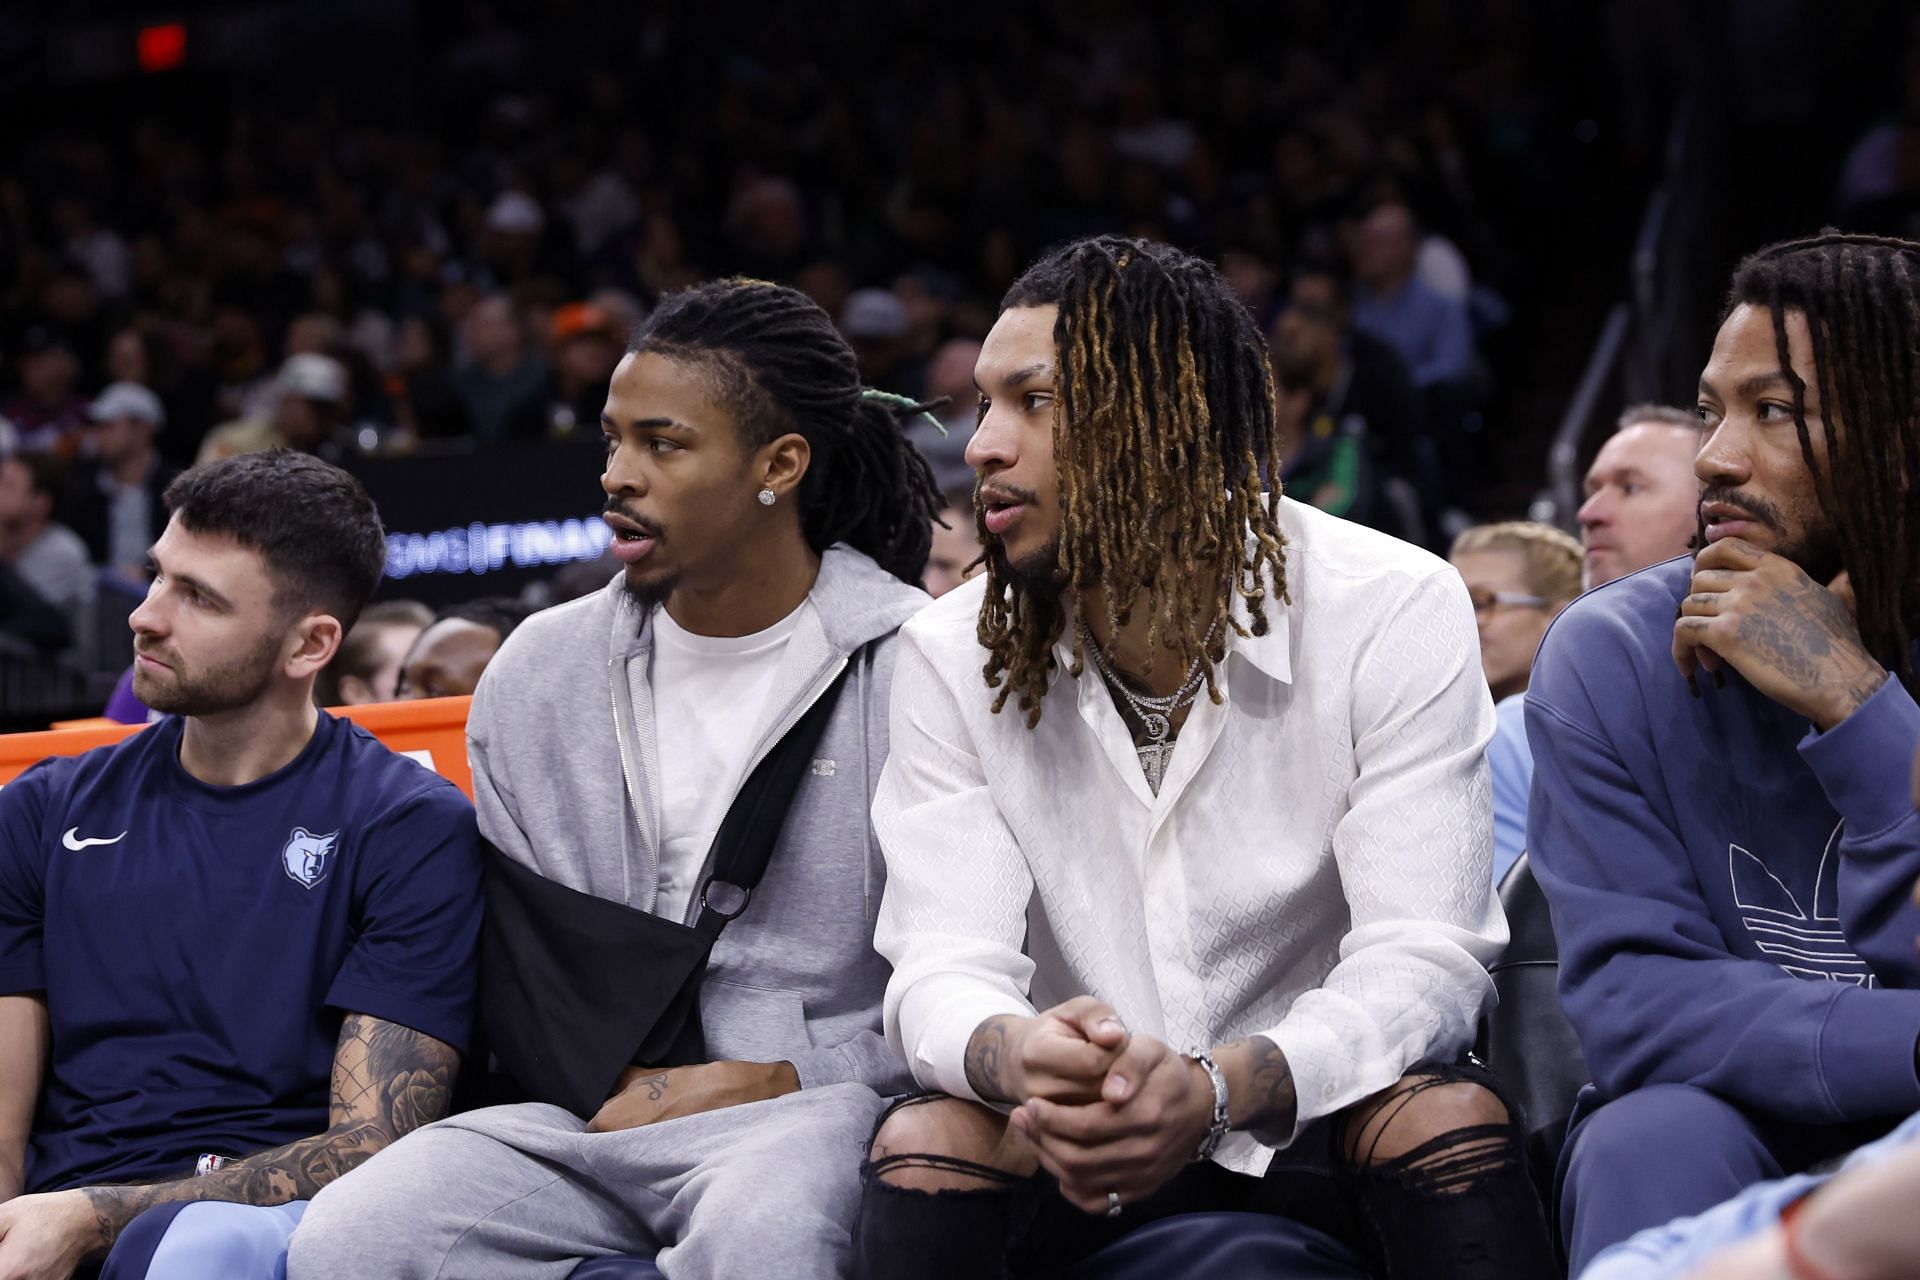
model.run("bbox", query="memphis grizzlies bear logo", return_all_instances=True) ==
[282,828,341,890]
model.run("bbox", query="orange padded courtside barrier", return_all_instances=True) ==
[0,696,475,799]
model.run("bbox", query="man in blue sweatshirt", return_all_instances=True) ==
[1528,231,1920,1276]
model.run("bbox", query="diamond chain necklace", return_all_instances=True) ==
[1079,618,1221,794]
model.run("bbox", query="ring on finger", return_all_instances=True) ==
[1106,1191,1123,1218]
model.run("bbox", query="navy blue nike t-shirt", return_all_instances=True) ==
[0,711,483,1193]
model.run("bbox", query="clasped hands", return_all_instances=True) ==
[994,997,1215,1215]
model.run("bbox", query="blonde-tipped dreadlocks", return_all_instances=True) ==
[979,236,1290,726]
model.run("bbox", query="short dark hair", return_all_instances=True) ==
[164,450,387,630]
[437,595,531,641]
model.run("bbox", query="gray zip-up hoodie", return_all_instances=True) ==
[466,545,927,1093]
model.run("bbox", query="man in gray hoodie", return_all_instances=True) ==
[288,280,945,1280]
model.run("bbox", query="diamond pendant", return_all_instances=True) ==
[1138,740,1175,795]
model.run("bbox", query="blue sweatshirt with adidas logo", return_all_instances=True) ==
[1527,555,1920,1123]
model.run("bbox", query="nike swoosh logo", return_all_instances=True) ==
[62,828,127,851]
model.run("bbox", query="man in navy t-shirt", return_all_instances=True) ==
[0,451,481,1279]
[1528,234,1920,1275]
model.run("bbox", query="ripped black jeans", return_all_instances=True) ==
[854,1062,1556,1280]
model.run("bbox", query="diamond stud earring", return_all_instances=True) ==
[757,488,777,506]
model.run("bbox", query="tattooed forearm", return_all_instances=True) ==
[331,1012,459,1138]
[75,1015,459,1254]
[1218,1035,1296,1135]
[965,1015,1017,1104]
[78,1122,390,1247]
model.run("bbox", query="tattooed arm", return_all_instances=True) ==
[1673,537,1886,730]
[1212,1035,1297,1140]
[963,999,1129,1107]
[0,1013,456,1272]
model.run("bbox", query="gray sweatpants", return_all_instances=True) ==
[285,1083,885,1280]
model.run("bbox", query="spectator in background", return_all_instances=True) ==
[910,338,981,497]
[455,295,549,440]
[1350,202,1474,391]
[0,451,93,626]
[546,302,623,436]
[1272,338,1373,523]
[1578,404,1703,590]
[841,288,927,401]
[1448,521,1582,883]
[60,381,178,586]
[315,599,434,707]
[5,333,87,456]
[394,597,530,700]
[197,354,351,464]
[924,492,981,599]
[388,315,471,441]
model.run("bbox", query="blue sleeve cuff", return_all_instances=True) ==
[1800,676,1920,841]
[0,957,44,996]
[1817,985,1920,1119]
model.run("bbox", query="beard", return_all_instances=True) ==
[133,630,283,717]
[987,533,1067,599]
[1696,486,1842,583]
[622,567,679,610]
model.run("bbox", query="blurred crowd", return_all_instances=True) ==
[0,2,1567,506]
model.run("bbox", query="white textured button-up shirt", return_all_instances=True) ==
[872,499,1506,1174]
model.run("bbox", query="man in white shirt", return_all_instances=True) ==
[854,237,1553,1279]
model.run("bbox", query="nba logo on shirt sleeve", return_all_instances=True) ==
[282,828,341,889]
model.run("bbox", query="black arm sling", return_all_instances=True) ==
[476,662,853,1118]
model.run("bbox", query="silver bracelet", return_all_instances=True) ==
[1190,1050,1230,1161]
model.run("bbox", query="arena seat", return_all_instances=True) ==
[0,696,475,799]
[1475,851,1588,1208]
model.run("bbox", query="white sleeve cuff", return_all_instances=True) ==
[908,985,1037,1104]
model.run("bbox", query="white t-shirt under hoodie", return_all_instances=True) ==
[648,601,804,923]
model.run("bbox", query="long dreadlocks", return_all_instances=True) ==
[1726,231,1920,693]
[980,236,1289,726]
[629,279,944,585]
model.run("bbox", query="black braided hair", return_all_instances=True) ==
[628,278,944,584]
[1725,230,1920,692]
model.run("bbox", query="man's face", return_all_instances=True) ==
[924,504,983,598]
[1451,547,1559,699]
[95,416,152,467]
[1577,422,1702,588]
[343,620,424,704]
[0,460,36,527]
[1695,303,1837,581]
[128,518,297,716]
[599,351,779,605]
[275,395,335,450]
[395,618,501,700]
[967,305,1062,585]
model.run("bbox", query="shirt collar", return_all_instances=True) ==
[1051,575,1294,691]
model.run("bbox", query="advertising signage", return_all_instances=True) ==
[345,440,610,607]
